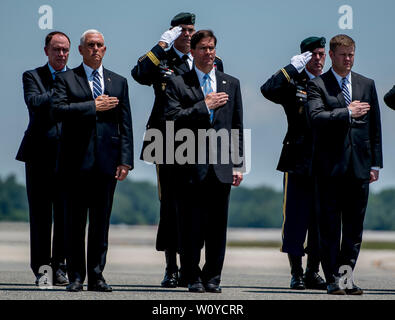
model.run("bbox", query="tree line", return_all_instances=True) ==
[1,174,395,230]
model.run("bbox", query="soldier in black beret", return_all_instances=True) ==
[261,36,327,290]
[131,13,223,288]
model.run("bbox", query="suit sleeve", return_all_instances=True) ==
[51,74,96,121]
[164,78,210,123]
[22,71,52,114]
[232,79,244,170]
[307,79,350,127]
[384,85,395,109]
[260,64,298,105]
[369,81,383,168]
[119,79,134,170]
[131,44,167,86]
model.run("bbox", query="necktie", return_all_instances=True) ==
[182,54,190,70]
[203,74,214,122]
[92,70,103,99]
[52,71,60,80]
[342,77,351,106]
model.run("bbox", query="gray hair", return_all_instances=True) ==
[80,29,104,46]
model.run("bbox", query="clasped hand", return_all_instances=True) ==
[95,94,119,112]
[348,100,370,118]
[205,92,229,110]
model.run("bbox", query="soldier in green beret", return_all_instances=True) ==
[131,13,223,289]
[261,36,327,290]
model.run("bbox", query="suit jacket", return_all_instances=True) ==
[164,69,243,184]
[16,64,62,165]
[307,69,383,179]
[261,64,313,175]
[131,44,223,162]
[384,85,395,109]
[51,64,134,176]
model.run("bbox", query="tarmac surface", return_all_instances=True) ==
[1,223,395,302]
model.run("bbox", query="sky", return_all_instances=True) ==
[1,0,394,192]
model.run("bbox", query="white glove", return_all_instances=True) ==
[290,51,312,73]
[159,26,182,47]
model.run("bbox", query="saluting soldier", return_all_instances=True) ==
[131,12,223,288]
[260,37,327,290]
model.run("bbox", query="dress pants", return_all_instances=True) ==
[315,174,369,283]
[155,164,178,252]
[281,173,320,258]
[62,170,117,283]
[176,166,231,284]
[25,162,65,276]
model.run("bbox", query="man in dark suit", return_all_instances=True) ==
[51,29,134,292]
[260,37,327,290]
[16,31,70,286]
[307,34,383,295]
[131,13,223,288]
[164,30,244,293]
[384,85,395,109]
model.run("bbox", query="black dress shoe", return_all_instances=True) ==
[204,282,222,293]
[188,281,205,293]
[304,272,327,290]
[345,283,363,295]
[88,279,112,292]
[290,275,306,290]
[327,282,346,295]
[161,270,178,288]
[66,280,83,292]
[54,269,69,286]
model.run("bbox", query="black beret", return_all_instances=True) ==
[300,37,326,53]
[170,12,195,26]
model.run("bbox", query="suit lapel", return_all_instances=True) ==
[351,72,360,101]
[103,68,112,95]
[74,64,93,98]
[214,71,228,123]
[34,65,52,92]
[168,47,190,74]
[184,70,204,101]
[327,69,347,108]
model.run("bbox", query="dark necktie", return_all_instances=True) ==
[52,71,60,80]
[342,77,351,106]
[92,70,103,99]
[182,54,190,70]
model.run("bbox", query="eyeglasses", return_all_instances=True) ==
[195,46,216,52]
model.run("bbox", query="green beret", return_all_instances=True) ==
[171,12,195,26]
[300,37,326,53]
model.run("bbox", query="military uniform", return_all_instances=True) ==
[261,63,321,282]
[131,44,223,279]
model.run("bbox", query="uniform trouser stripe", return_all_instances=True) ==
[280,172,289,252]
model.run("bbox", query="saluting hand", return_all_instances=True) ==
[290,51,312,73]
[158,26,182,49]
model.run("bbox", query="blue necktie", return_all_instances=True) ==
[203,74,214,122]
[92,70,103,99]
[342,77,351,106]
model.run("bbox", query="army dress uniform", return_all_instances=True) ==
[261,62,324,289]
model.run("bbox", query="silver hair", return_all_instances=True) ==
[80,29,104,46]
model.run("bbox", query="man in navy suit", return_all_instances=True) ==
[307,34,383,295]
[165,30,244,293]
[16,31,70,286]
[51,29,134,292]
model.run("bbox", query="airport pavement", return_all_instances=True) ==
[1,223,395,302]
